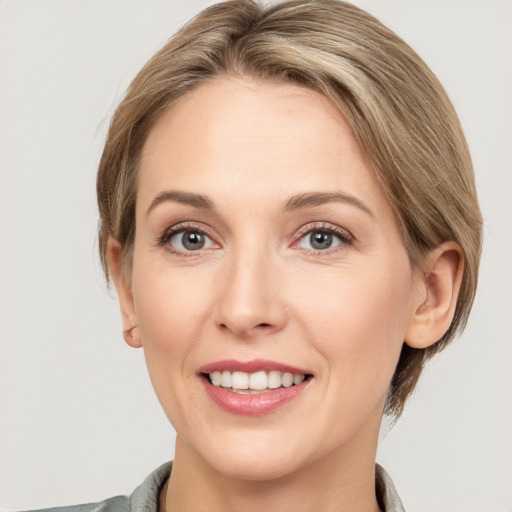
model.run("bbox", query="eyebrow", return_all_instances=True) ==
[146,190,214,216]
[146,189,373,217]
[282,191,374,217]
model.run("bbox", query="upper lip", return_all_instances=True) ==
[198,358,312,375]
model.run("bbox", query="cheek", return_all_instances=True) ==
[130,254,216,401]
[288,261,413,384]
[132,230,216,328]
[134,281,188,354]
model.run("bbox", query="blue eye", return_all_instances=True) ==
[297,227,351,252]
[165,229,216,252]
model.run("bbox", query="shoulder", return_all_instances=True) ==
[17,462,173,512]
[375,464,406,512]
[22,496,129,512]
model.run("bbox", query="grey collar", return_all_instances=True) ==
[128,461,405,512]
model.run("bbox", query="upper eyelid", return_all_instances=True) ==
[162,221,217,237]
[294,222,353,240]
[157,220,353,249]
[157,221,220,248]
[291,223,354,254]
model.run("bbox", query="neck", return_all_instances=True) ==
[162,414,383,512]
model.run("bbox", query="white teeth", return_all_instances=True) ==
[249,371,267,390]
[210,371,221,386]
[293,374,305,385]
[209,370,308,391]
[221,370,232,388]
[282,372,293,387]
[267,370,282,389]
[231,371,249,389]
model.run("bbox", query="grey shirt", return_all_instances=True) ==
[26,462,405,512]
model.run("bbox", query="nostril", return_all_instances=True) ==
[217,321,276,337]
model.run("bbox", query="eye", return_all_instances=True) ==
[158,225,218,254]
[298,230,341,251]
[295,224,352,253]
[172,230,210,251]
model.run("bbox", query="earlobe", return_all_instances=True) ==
[405,242,464,349]
[123,323,141,348]
[106,237,142,348]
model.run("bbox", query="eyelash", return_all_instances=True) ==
[293,222,353,254]
[157,222,218,256]
[156,221,353,256]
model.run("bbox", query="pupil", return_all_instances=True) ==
[311,231,332,250]
[183,231,205,250]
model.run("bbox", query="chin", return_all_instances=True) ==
[186,426,326,483]
[207,448,306,482]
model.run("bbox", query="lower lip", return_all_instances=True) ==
[200,377,310,416]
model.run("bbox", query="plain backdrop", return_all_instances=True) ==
[0,1,511,511]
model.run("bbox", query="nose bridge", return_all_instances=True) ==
[214,237,286,337]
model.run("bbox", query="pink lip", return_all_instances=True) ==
[198,358,310,375]
[198,359,313,417]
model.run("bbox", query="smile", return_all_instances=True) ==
[207,370,306,393]
[199,360,313,416]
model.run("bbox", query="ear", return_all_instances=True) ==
[106,237,142,348]
[405,242,464,349]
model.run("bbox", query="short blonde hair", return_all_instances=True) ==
[97,0,482,417]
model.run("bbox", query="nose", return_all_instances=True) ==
[213,249,288,339]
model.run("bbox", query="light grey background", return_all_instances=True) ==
[1,1,510,510]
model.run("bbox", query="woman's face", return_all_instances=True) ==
[126,77,424,479]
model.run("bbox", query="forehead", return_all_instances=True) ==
[137,77,391,219]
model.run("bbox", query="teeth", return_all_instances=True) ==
[268,370,282,389]
[209,370,308,391]
[249,371,267,390]
[231,371,249,390]
[293,374,305,385]
[210,371,221,386]
[282,372,293,387]
[221,370,232,388]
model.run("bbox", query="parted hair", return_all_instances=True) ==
[97,0,482,417]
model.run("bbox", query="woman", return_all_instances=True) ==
[7,1,485,511]
[96,0,481,510]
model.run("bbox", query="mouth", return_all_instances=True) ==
[203,370,312,394]
[198,359,313,415]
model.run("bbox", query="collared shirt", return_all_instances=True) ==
[28,461,405,512]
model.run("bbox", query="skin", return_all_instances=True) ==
[108,77,463,512]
